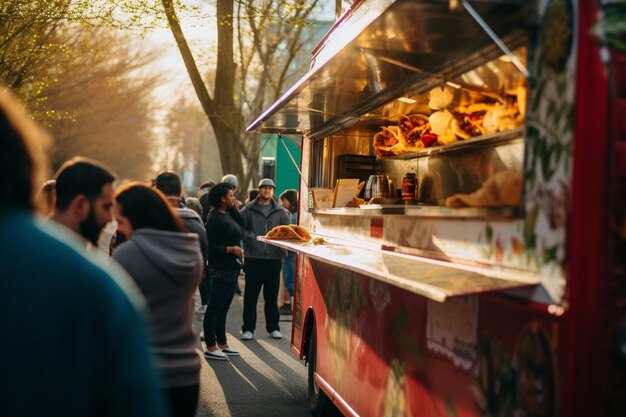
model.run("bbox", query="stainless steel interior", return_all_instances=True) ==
[247,0,530,136]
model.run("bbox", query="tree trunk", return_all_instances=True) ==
[161,0,244,183]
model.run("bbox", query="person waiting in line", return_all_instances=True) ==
[52,157,116,247]
[203,182,245,360]
[279,189,298,314]
[155,170,209,313]
[113,183,203,417]
[0,87,167,416]
[198,181,215,222]
[221,173,243,209]
[245,188,259,205]
[239,178,291,340]
[36,179,56,217]
[185,196,203,220]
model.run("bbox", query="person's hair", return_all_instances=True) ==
[37,180,56,216]
[185,197,203,219]
[54,158,115,211]
[245,188,259,204]
[114,182,185,233]
[279,189,298,213]
[0,88,49,211]
[208,182,233,209]
[155,170,182,198]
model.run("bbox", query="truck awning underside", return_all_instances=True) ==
[246,0,528,138]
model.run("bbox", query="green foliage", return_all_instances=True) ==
[594,1,626,53]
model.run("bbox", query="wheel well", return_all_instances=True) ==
[303,308,315,365]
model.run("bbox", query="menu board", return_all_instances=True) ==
[333,178,360,207]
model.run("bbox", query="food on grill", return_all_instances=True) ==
[265,225,312,241]
[444,170,522,208]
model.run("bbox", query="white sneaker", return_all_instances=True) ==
[240,331,254,340]
[269,330,283,339]
[204,349,229,361]
[220,346,240,356]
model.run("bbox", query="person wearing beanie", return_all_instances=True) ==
[221,174,243,209]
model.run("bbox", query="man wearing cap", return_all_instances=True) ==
[239,178,290,340]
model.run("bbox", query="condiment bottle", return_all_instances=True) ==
[401,173,417,201]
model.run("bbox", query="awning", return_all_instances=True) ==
[246,0,529,137]
[258,237,538,302]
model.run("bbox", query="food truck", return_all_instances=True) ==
[246,1,626,416]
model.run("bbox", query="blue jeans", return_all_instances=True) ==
[282,252,295,297]
[203,267,239,346]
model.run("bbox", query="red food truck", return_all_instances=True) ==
[247,1,625,416]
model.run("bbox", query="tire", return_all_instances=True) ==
[308,328,331,416]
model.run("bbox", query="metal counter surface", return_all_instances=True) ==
[257,236,538,302]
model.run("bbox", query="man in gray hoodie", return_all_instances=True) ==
[239,178,290,340]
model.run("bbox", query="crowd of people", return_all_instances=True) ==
[1,86,299,416]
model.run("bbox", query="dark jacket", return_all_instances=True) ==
[240,198,291,260]
[178,207,208,270]
[205,208,243,270]
[113,228,203,388]
[1,211,167,417]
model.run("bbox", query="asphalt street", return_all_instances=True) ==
[193,276,310,417]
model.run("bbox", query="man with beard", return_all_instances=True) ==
[239,178,290,340]
[0,88,166,416]
[52,158,115,246]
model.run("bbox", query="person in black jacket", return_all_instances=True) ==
[239,178,290,340]
[203,182,245,360]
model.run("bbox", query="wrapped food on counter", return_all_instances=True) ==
[444,170,522,208]
[265,225,312,241]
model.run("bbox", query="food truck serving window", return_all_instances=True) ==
[307,46,527,217]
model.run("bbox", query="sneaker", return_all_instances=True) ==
[204,349,229,361]
[240,331,254,341]
[219,346,240,356]
[269,330,283,339]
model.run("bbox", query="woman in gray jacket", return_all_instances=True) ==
[112,183,203,417]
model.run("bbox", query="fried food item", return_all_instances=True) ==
[290,225,311,241]
[444,170,522,208]
[398,114,430,150]
[451,103,492,139]
[265,225,302,240]
[312,236,325,245]
[352,196,365,206]
[373,126,404,156]
[265,225,312,241]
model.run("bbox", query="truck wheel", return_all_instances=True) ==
[308,328,331,416]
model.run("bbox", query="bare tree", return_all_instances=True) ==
[41,27,164,180]
[161,0,324,195]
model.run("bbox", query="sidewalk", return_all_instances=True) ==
[193,275,308,417]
